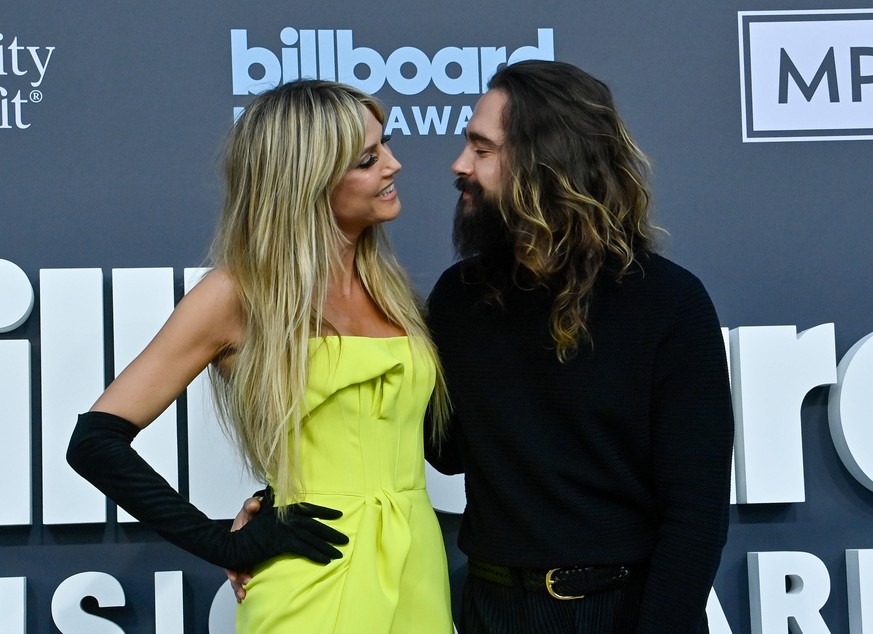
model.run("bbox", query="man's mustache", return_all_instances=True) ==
[454,177,484,198]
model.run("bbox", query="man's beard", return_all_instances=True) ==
[451,177,514,260]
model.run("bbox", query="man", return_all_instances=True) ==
[424,60,733,633]
[231,60,734,633]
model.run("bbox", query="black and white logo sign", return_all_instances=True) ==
[739,10,873,142]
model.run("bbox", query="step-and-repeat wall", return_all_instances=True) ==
[2,1,872,632]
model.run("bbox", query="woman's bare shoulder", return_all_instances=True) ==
[177,267,245,347]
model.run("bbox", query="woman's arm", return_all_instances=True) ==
[67,269,348,569]
[90,267,243,426]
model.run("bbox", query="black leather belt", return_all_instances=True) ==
[467,559,633,600]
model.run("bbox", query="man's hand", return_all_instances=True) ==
[226,494,262,603]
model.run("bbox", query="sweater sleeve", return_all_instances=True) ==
[423,269,465,475]
[636,278,734,633]
[424,410,463,475]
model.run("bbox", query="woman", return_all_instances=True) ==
[66,79,453,633]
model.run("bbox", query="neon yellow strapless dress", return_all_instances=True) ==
[236,336,453,633]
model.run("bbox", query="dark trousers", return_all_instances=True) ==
[459,570,646,634]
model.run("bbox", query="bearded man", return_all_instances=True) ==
[425,60,734,634]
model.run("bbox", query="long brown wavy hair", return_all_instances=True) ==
[485,60,658,361]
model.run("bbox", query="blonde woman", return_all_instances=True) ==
[67,79,453,633]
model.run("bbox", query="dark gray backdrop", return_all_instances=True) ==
[2,1,872,632]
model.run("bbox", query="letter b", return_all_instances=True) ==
[231,30,282,96]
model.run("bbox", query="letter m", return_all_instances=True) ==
[778,47,839,103]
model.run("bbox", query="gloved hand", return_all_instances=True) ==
[229,488,347,566]
[67,410,348,569]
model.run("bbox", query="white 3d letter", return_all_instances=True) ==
[208,581,235,634]
[154,571,184,634]
[52,572,125,633]
[184,269,259,519]
[706,586,734,634]
[730,325,836,503]
[0,577,26,634]
[847,549,873,634]
[0,260,33,526]
[828,333,873,492]
[40,269,106,525]
[112,269,177,523]
[748,551,831,634]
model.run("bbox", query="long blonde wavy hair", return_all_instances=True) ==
[209,79,448,506]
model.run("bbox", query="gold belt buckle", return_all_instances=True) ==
[545,568,586,600]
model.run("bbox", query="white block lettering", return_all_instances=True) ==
[847,549,873,634]
[748,551,832,634]
[51,572,125,634]
[0,577,26,634]
[730,324,837,503]
[154,571,184,634]
[40,269,106,525]
[828,332,873,492]
[111,268,177,523]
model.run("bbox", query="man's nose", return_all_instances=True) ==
[451,147,472,176]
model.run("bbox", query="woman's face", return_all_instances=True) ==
[330,111,402,239]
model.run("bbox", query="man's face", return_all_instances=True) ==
[452,88,507,207]
[451,89,515,259]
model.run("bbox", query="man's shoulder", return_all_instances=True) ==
[426,259,468,318]
[436,259,468,283]
[429,258,475,299]
[630,251,706,293]
[618,252,723,330]
[601,252,715,318]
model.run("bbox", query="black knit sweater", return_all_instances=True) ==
[426,252,734,633]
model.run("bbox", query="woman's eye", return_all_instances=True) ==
[381,134,392,145]
[358,155,378,169]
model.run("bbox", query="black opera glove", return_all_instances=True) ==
[66,410,348,570]
[234,497,348,566]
